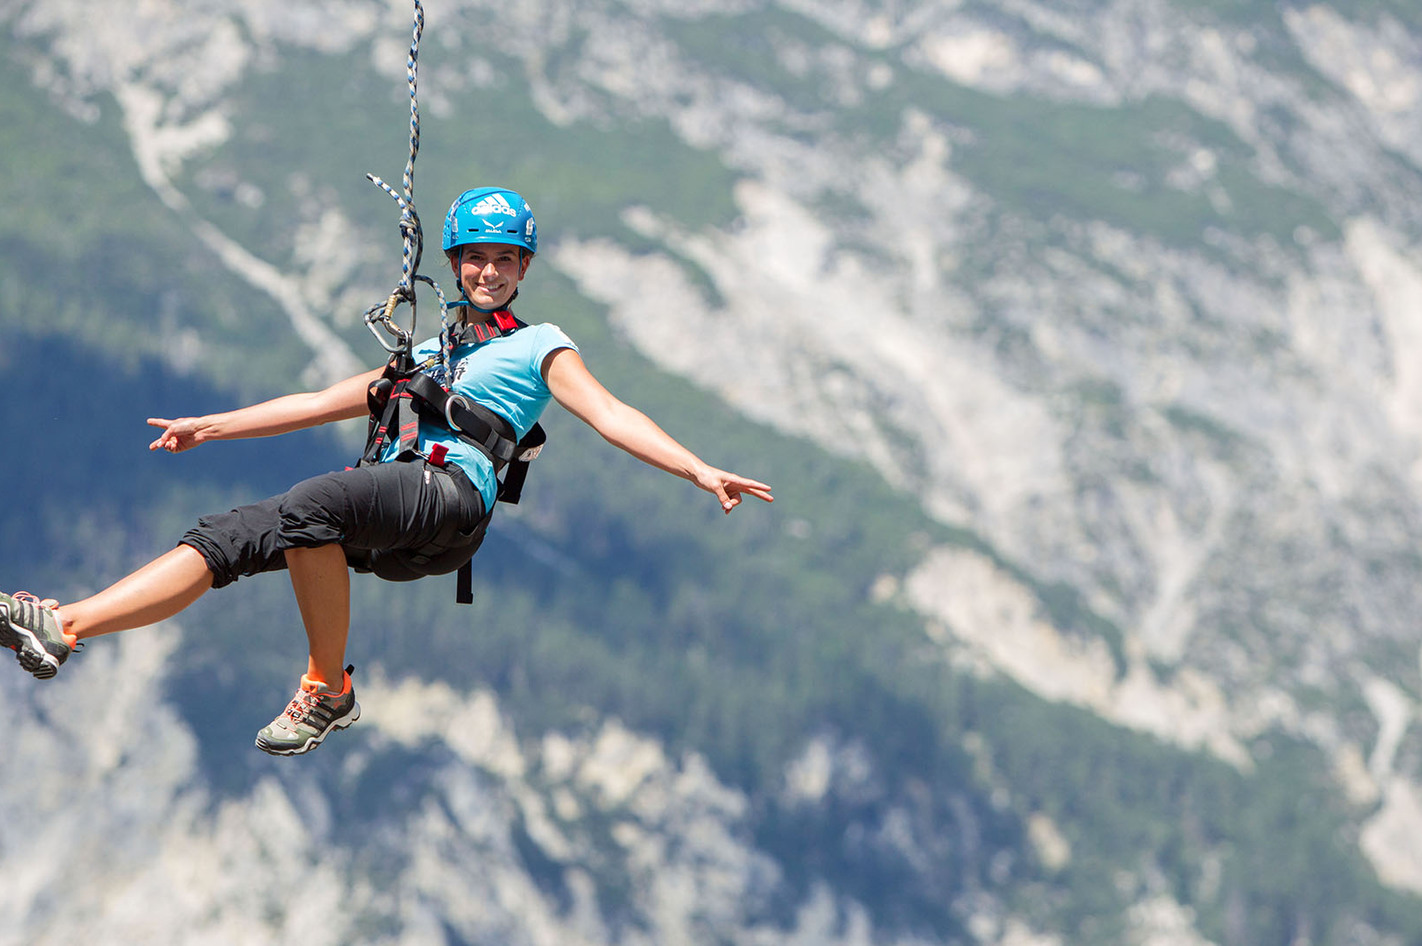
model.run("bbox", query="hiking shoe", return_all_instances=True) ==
[255,665,360,756]
[0,591,74,680]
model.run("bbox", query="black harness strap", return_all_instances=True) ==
[498,423,545,505]
[405,372,519,465]
[457,557,474,605]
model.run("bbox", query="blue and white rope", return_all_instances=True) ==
[364,0,454,380]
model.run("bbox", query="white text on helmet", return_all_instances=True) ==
[467,193,517,218]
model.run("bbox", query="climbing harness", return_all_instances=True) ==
[360,0,545,601]
[355,306,546,603]
[358,308,545,505]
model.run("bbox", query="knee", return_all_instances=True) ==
[277,479,349,548]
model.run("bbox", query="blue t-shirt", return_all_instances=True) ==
[383,322,578,509]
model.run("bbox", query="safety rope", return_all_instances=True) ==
[363,0,454,383]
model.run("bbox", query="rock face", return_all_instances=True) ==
[6,0,1422,943]
[547,3,1422,897]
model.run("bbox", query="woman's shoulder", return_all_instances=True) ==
[518,318,566,334]
[520,321,578,350]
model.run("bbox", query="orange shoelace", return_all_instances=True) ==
[284,690,322,723]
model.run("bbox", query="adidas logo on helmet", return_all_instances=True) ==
[468,192,516,218]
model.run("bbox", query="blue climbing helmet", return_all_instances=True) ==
[442,186,538,258]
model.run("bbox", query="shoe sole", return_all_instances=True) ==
[254,701,361,757]
[0,601,61,680]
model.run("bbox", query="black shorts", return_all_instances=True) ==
[181,460,489,589]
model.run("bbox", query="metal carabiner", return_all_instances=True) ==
[364,291,413,354]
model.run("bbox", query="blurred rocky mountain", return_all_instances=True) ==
[4,1,1422,944]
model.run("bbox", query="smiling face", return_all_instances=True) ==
[451,242,531,313]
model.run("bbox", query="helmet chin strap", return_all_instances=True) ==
[456,288,519,319]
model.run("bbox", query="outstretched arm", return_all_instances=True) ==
[148,366,384,453]
[544,348,773,513]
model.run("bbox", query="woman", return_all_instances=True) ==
[0,186,773,756]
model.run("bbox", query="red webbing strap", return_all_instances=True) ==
[361,387,399,465]
[463,309,521,344]
[395,386,420,456]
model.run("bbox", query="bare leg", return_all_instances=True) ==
[285,544,350,688]
[57,545,214,641]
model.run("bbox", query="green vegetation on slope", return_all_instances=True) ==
[179,43,739,281]
[0,37,310,399]
[672,6,1340,253]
